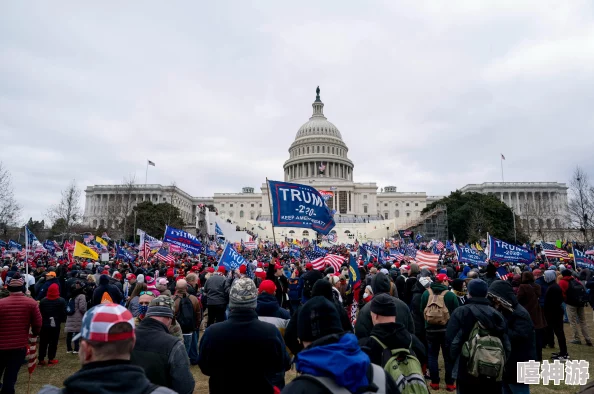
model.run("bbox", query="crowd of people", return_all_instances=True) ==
[0,240,593,394]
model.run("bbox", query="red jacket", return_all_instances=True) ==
[0,292,42,350]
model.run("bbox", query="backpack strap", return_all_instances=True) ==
[142,383,159,394]
[370,363,387,394]
[293,374,351,394]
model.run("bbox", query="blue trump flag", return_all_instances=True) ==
[117,245,135,262]
[573,246,594,270]
[486,234,534,264]
[454,244,487,266]
[8,240,22,251]
[358,245,369,262]
[163,225,202,255]
[0,240,6,248]
[218,242,247,271]
[215,222,224,237]
[43,240,56,253]
[268,180,335,235]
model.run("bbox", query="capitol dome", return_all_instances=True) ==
[283,87,354,183]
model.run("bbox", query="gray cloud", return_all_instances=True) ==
[1,1,593,223]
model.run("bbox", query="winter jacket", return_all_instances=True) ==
[65,293,87,333]
[544,283,564,320]
[39,297,67,328]
[281,333,398,394]
[488,280,535,383]
[92,275,123,306]
[409,279,428,340]
[419,282,459,332]
[517,283,546,329]
[298,269,324,303]
[395,274,406,301]
[445,297,511,392]
[288,278,300,302]
[257,292,291,320]
[359,322,427,367]
[0,292,42,350]
[38,360,176,394]
[587,278,594,309]
[173,292,202,333]
[131,317,195,394]
[402,276,418,306]
[198,308,290,394]
[355,295,414,339]
[535,276,550,307]
[203,273,227,306]
[36,277,61,301]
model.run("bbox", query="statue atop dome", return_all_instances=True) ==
[315,86,321,102]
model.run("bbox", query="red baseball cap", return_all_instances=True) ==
[436,273,449,282]
[257,262,263,268]
[239,265,247,274]
[258,280,276,295]
[367,263,373,269]
[191,265,200,272]
[126,273,136,280]
[305,263,313,270]
[217,266,226,273]
[274,263,283,270]
[207,267,215,273]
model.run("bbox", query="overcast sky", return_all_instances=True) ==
[2,1,594,224]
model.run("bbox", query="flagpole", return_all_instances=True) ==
[500,156,504,182]
[265,178,277,247]
[145,160,149,184]
[25,226,28,277]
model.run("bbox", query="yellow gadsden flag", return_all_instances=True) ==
[95,236,108,248]
[74,241,99,260]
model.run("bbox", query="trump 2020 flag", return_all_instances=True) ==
[215,222,224,237]
[163,226,202,255]
[218,242,247,271]
[454,244,487,266]
[573,246,594,270]
[486,234,534,264]
[268,180,335,235]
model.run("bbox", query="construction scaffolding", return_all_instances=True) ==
[400,204,449,241]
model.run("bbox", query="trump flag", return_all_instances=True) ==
[268,180,336,235]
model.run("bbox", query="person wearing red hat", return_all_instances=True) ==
[420,273,459,391]
[238,265,247,277]
[39,284,67,366]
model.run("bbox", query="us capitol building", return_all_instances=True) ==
[83,88,569,242]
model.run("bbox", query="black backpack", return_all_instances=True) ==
[66,298,76,316]
[566,279,588,307]
[303,276,315,299]
[176,295,196,333]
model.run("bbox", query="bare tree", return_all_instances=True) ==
[522,195,550,241]
[46,180,82,237]
[467,208,489,242]
[568,166,594,244]
[0,162,21,235]
[167,181,177,226]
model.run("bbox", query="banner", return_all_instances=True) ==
[73,241,99,260]
[573,246,594,270]
[268,180,335,235]
[43,240,55,253]
[163,226,202,255]
[215,223,224,237]
[96,236,108,248]
[218,242,247,271]
[319,190,334,202]
[116,245,135,262]
[486,234,534,264]
[454,244,487,266]
[8,240,22,251]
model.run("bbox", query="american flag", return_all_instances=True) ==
[305,248,327,262]
[310,254,346,272]
[414,251,440,271]
[156,248,175,263]
[27,334,38,374]
[301,238,310,248]
[83,234,94,244]
[389,248,405,261]
[541,242,569,259]
[436,241,445,251]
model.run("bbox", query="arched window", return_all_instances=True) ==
[100,219,105,227]
[92,219,98,228]
[240,211,244,218]
[229,211,234,218]
[332,147,335,154]
[538,219,544,228]
[317,146,320,153]
[322,146,325,153]
[363,204,368,214]
[530,219,535,229]
[395,210,400,218]
[554,218,560,228]
[344,230,351,234]
[546,219,552,229]
[307,147,310,154]
[250,211,255,220]
[289,230,295,235]
[302,230,309,236]
[384,212,389,219]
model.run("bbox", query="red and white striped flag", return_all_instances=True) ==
[243,241,257,250]
[27,334,38,374]
[414,251,439,271]
[310,254,346,272]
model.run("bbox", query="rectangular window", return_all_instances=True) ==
[384,203,388,207]
[406,212,410,217]
[251,204,254,207]
[230,204,234,207]
[339,191,347,214]
[406,203,410,207]
[385,212,389,219]
[364,205,368,213]
[415,203,418,206]
[363,195,367,199]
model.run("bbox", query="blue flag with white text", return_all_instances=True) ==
[573,247,594,270]
[8,240,22,251]
[268,180,335,235]
[486,234,534,264]
[163,225,202,255]
[215,223,224,237]
[454,244,487,266]
[218,242,247,271]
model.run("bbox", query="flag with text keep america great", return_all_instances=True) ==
[268,180,336,235]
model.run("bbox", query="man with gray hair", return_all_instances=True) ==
[131,295,195,394]
[198,277,290,394]
[173,279,201,365]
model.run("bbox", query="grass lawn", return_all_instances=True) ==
[14,310,594,394]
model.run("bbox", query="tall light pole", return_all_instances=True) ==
[133,211,137,244]
[511,207,517,244]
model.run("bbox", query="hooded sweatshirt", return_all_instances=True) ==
[92,275,123,306]
[488,280,535,383]
[39,284,67,328]
[37,360,176,394]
